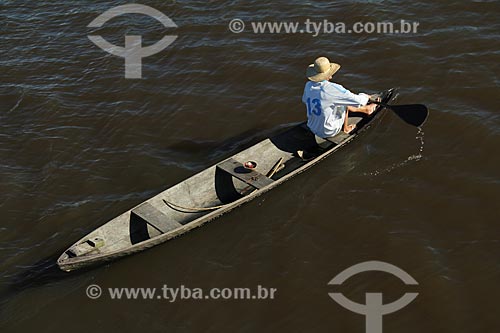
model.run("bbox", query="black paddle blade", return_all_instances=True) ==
[387,104,429,127]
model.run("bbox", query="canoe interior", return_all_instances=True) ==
[58,89,398,270]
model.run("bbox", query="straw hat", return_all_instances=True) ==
[306,57,341,82]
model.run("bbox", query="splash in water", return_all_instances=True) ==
[365,127,425,176]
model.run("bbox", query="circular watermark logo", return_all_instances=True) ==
[87,4,178,79]
[228,19,245,33]
[86,284,102,299]
[328,261,418,333]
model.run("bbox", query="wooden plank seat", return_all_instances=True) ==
[217,158,274,190]
[131,202,182,233]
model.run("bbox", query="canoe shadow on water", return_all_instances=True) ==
[1,252,98,301]
[164,122,301,164]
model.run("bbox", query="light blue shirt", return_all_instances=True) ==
[302,81,370,138]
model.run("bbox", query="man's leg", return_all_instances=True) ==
[343,108,356,134]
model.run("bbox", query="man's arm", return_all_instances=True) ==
[326,83,370,106]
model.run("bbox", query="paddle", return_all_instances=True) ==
[372,101,429,127]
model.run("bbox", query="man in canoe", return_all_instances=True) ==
[303,56,380,137]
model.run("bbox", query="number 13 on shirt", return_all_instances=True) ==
[306,98,322,116]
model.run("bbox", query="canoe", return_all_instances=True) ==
[57,88,398,271]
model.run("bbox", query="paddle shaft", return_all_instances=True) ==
[371,100,421,109]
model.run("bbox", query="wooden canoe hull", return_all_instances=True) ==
[57,89,398,271]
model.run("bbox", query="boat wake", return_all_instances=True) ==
[364,127,425,176]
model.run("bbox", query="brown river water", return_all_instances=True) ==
[0,1,499,332]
